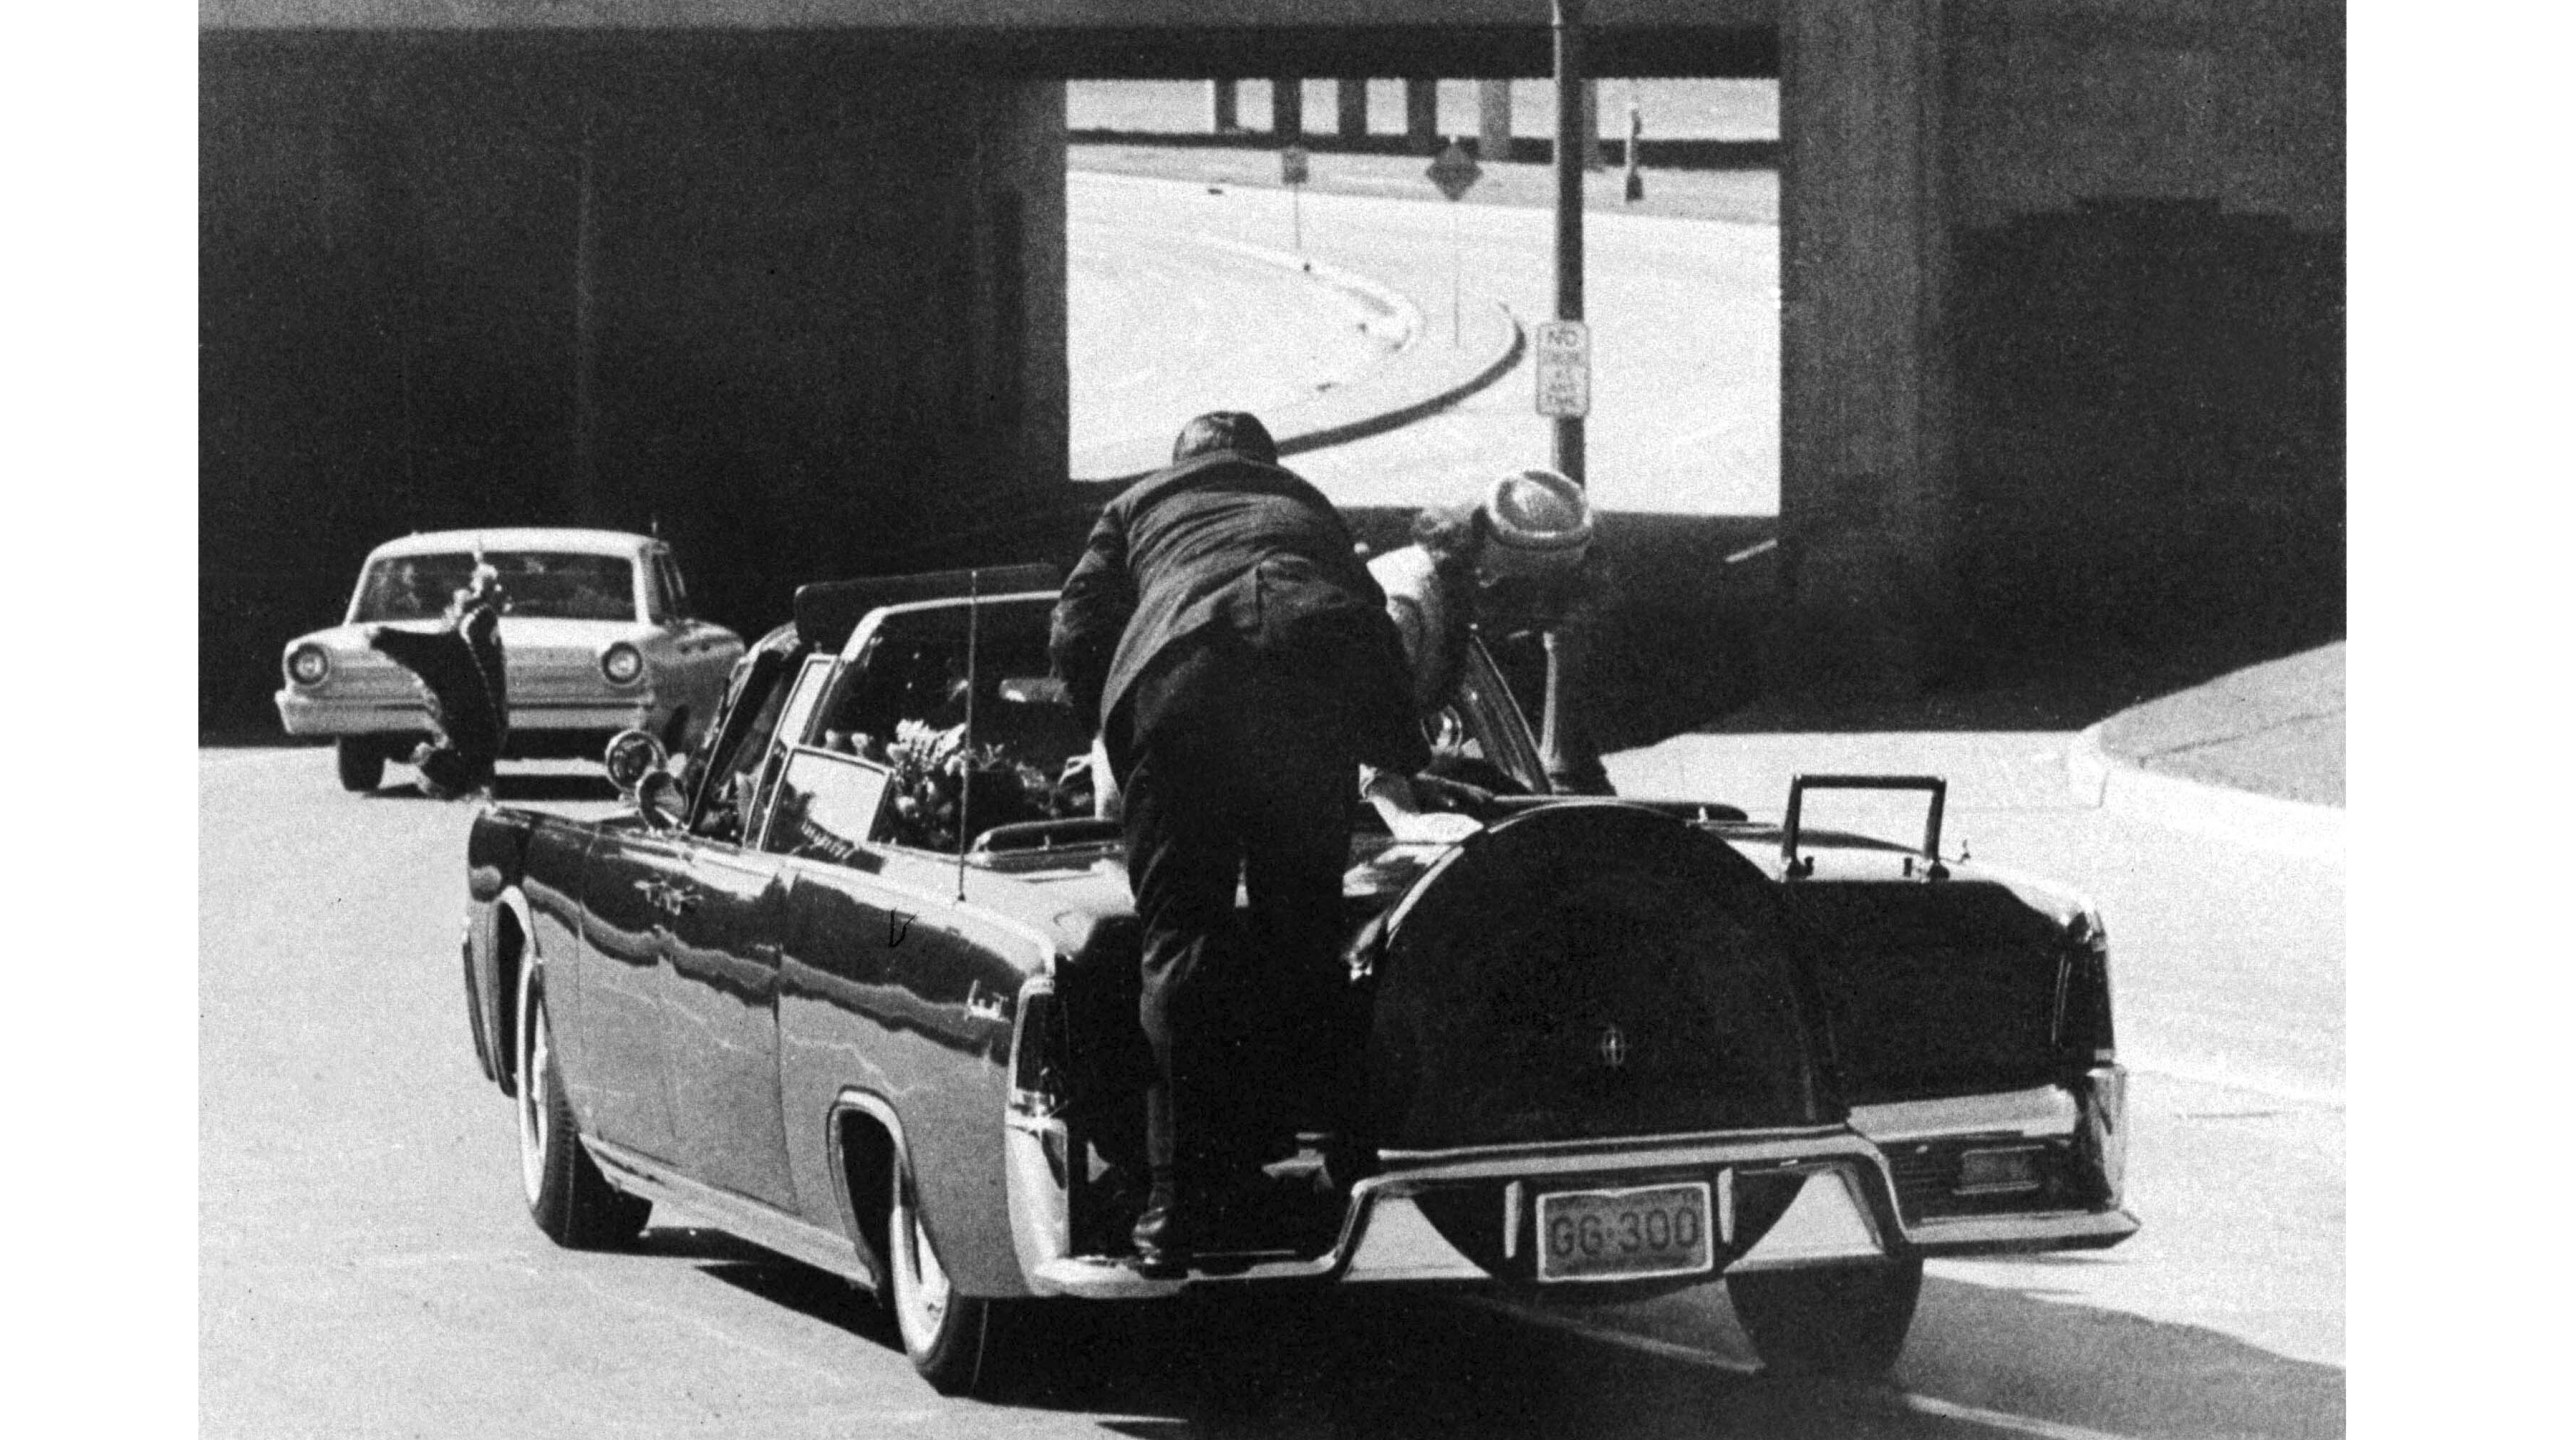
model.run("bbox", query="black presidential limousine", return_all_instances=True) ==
[460,565,2135,1395]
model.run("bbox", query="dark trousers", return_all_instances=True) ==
[1119,681,1355,1198]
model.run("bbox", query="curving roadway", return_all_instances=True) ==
[1068,217,1408,461]
[1068,169,1779,517]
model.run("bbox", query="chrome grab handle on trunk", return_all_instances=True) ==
[1781,774,1948,881]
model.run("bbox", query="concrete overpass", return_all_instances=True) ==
[200,1,2343,733]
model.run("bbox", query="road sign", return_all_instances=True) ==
[1279,145,1310,187]
[1425,142,1482,202]
[1535,321,1591,418]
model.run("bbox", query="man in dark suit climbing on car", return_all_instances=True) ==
[1052,410,1428,1275]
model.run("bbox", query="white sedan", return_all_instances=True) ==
[276,528,745,791]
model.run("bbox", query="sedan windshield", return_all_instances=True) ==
[352,552,637,622]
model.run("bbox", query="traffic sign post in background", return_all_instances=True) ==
[1279,144,1310,254]
[1424,141,1482,347]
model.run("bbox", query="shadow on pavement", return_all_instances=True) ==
[1903,1274,2344,1440]
[638,1227,905,1354]
[590,1228,2343,1439]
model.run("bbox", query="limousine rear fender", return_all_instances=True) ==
[464,808,542,1093]
[833,1082,1036,1300]
[459,882,543,1097]
[826,1092,904,1295]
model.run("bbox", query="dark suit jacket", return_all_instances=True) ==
[1052,451,1427,775]
[369,598,509,764]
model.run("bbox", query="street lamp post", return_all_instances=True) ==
[1541,0,1612,795]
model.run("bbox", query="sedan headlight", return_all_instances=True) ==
[286,643,331,687]
[599,643,645,686]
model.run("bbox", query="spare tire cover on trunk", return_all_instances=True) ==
[1365,802,1822,1152]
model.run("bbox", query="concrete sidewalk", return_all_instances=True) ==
[2066,642,2344,861]
[1609,640,2346,863]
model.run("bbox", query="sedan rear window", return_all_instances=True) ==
[353,552,637,622]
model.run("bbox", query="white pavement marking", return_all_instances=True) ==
[1475,1299,2146,1440]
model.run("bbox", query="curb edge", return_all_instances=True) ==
[2065,725,2344,864]
[1068,236,1524,484]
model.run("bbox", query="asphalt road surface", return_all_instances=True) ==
[201,744,2342,1440]
[1068,212,1406,460]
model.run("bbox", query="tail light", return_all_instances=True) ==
[286,644,331,687]
[2052,910,2115,1065]
[1009,982,1062,1121]
[599,643,645,686]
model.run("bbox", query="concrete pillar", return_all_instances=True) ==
[1581,82,1605,168]
[1206,79,1238,134]
[991,80,1070,496]
[1405,78,1439,153]
[1271,76,1303,142]
[1477,79,1513,161]
[1337,79,1369,140]
[1776,0,1952,698]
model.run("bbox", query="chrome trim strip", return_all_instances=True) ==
[586,1136,876,1286]
[1901,1208,2140,1255]
[1376,1128,1885,1186]
[1850,1086,2079,1144]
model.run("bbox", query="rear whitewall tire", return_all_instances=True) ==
[887,1154,1034,1396]
[515,963,651,1249]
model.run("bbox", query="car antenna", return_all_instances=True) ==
[955,567,981,904]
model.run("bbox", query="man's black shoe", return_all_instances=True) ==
[1130,1202,1203,1277]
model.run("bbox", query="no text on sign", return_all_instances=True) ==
[1535,321,1591,418]
[1425,142,1482,202]
[1279,145,1310,186]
